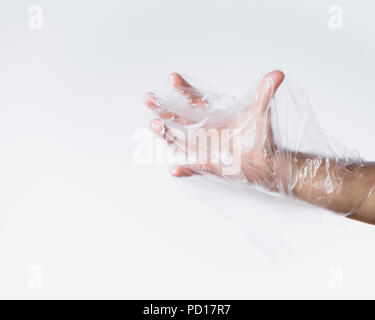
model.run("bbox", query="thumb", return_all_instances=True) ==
[254,70,284,114]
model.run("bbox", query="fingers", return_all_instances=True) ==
[145,92,184,123]
[241,70,284,151]
[150,120,201,177]
[170,164,208,177]
[255,70,284,114]
[169,162,222,177]
[150,120,200,178]
[145,73,206,125]
[145,92,198,126]
[170,166,198,177]
[169,73,206,107]
[150,118,216,178]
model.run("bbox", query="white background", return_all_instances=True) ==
[0,0,375,299]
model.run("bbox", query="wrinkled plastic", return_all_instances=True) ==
[144,71,374,216]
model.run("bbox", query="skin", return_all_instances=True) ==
[145,70,375,225]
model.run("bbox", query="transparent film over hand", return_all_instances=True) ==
[145,71,373,217]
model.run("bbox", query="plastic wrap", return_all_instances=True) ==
[144,71,375,217]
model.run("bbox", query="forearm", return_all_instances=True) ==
[273,151,375,224]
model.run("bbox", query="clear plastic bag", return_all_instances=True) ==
[144,71,374,217]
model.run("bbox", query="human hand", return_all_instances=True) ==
[145,70,285,190]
